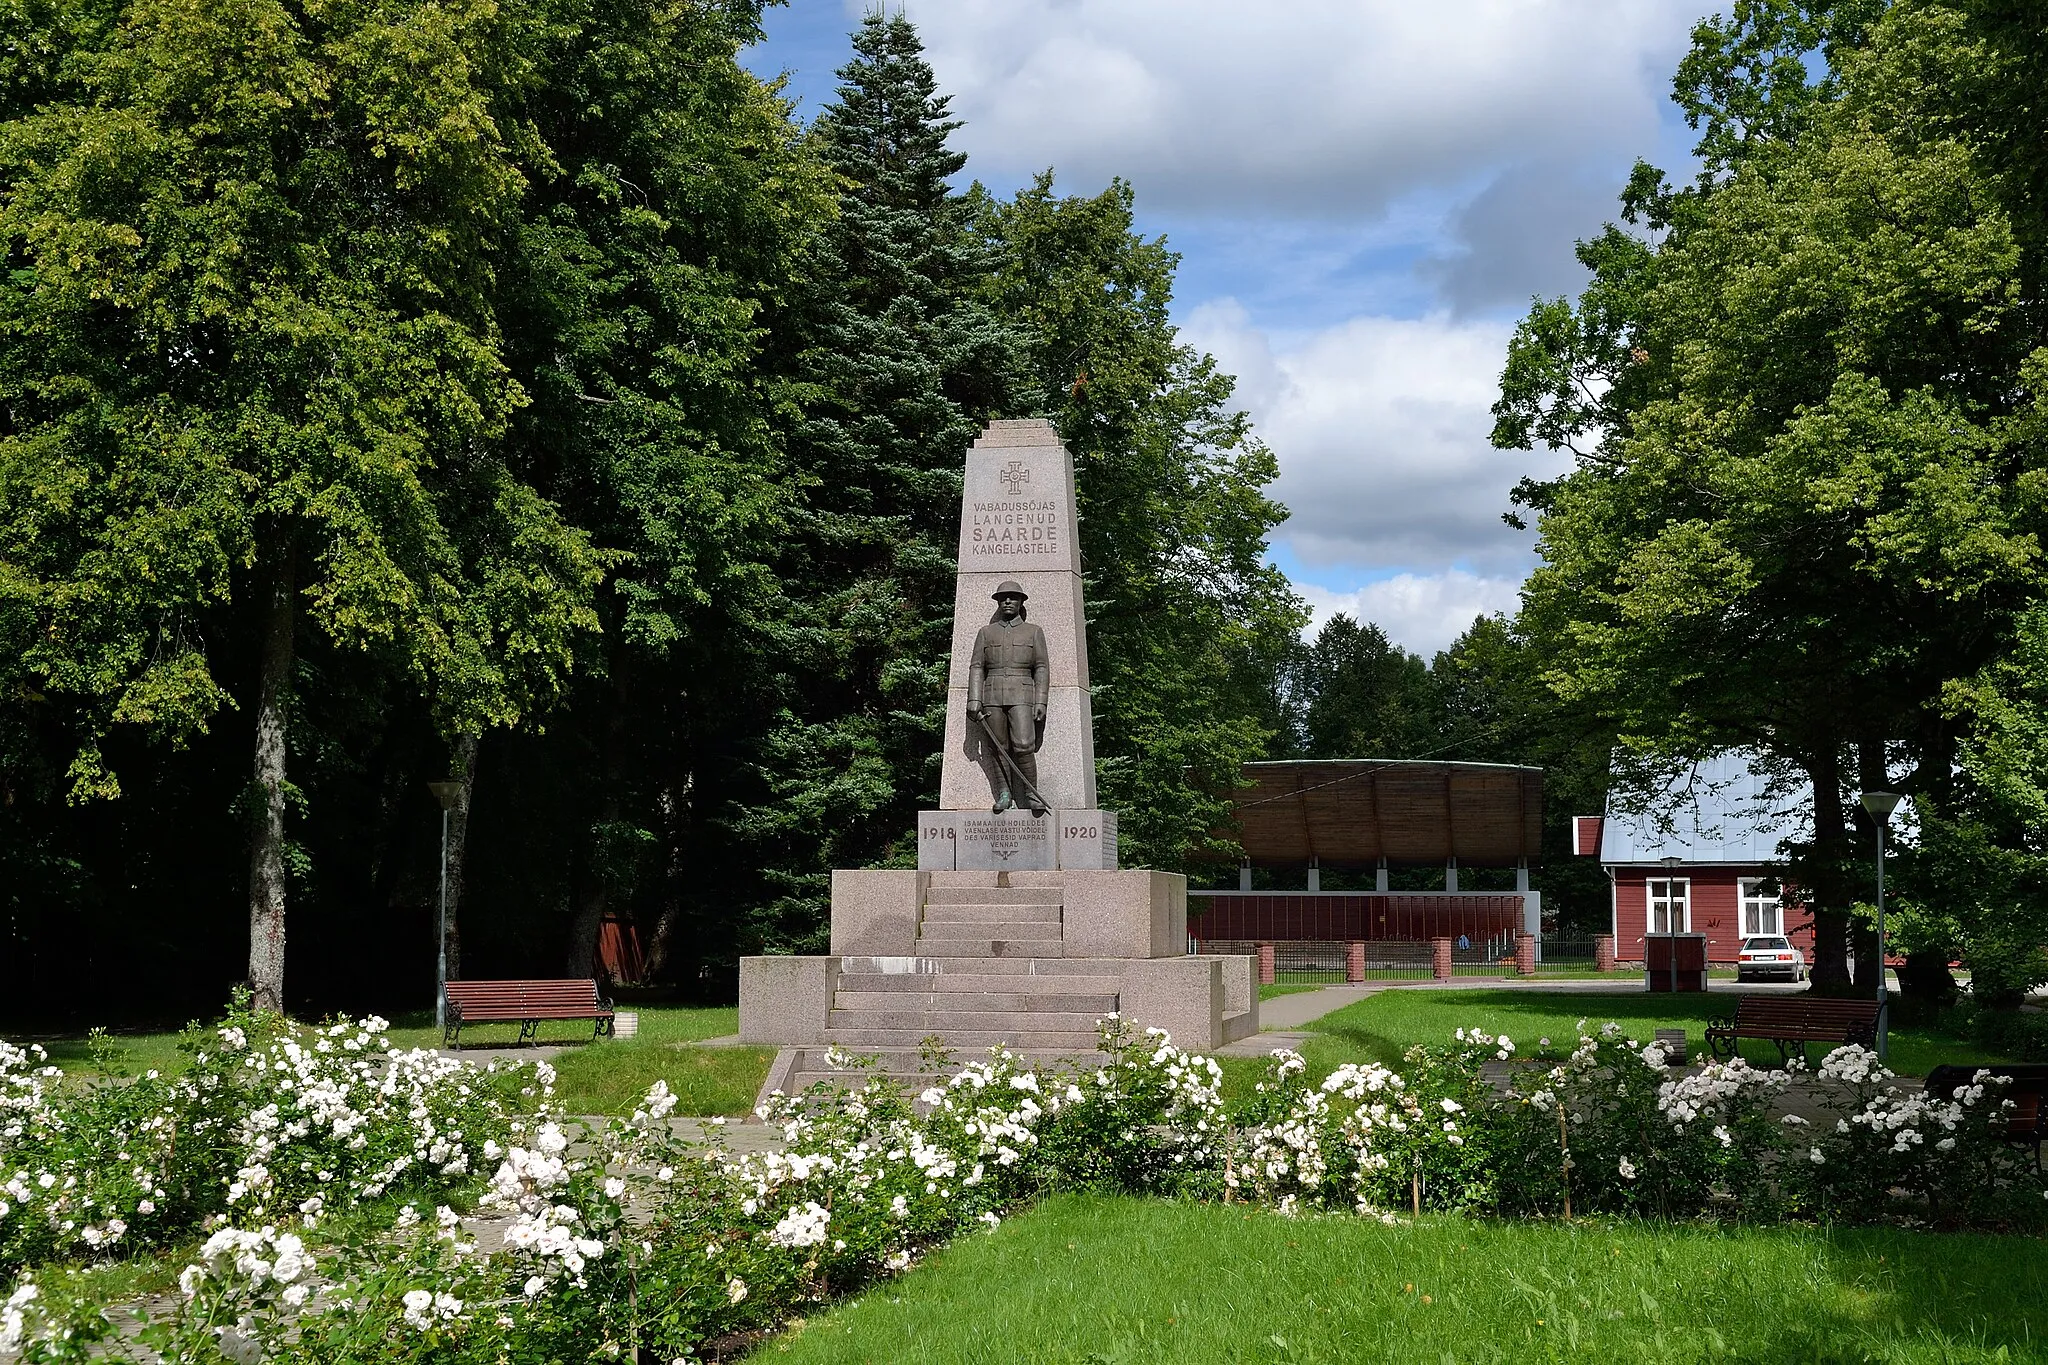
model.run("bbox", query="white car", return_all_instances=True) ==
[1737,935,1806,983]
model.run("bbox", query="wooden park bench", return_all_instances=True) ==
[1705,997,1878,1063]
[443,979,615,1048]
[1924,1065,2048,1173]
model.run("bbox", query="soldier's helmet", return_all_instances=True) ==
[991,580,1029,601]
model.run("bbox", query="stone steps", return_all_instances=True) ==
[821,1025,1104,1050]
[917,919,1062,940]
[831,991,1119,1013]
[828,1008,1105,1033]
[913,938,1065,958]
[922,886,1065,906]
[838,957,1122,978]
[834,971,1121,996]
[919,902,1062,924]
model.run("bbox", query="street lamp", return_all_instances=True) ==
[1659,856,1684,992]
[428,780,468,1037]
[1859,790,1903,1060]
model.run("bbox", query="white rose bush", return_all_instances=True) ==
[3,1011,2042,1362]
[0,992,544,1279]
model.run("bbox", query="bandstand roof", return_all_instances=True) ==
[1228,760,1544,867]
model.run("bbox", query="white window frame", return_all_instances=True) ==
[1646,877,1690,933]
[1740,877,1781,937]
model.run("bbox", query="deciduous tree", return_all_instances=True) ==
[0,0,603,1009]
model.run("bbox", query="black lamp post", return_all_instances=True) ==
[428,780,467,1036]
[1858,790,1902,1060]
[1659,855,1684,992]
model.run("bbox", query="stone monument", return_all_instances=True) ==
[738,419,1258,1099]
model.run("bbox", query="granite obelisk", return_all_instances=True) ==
[920,419,1115,871]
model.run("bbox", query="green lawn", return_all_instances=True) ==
[1258,982,1327,1001]
[549,1040,773,1116]
[766,1194,2048,1364]
[1290,988,2009,1078]
[12,1005,774,1116]
[29,1028,190,1076]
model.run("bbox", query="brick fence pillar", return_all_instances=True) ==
[1346,941,1366,983]
[1594,934,1617,973]
[1257,941,1276,986]
[1516,932,1538,976]
[1431,937,1453,981]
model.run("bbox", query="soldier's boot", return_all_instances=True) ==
[1017,752,1047,816]
[993,786,1013,814]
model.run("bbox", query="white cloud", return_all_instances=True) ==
[1182,300,1569,577]
[902,0,1700,219]
[1297,572,1523,657]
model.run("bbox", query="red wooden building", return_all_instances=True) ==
[1576,755,1814,967]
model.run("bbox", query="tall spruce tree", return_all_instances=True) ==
[733,11,1029,950]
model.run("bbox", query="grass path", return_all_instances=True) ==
[764,1194,2048,1364]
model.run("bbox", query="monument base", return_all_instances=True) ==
[917,808,1116,870]
[739,867,1259,1110]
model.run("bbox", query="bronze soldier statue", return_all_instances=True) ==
[966,581,1049,815]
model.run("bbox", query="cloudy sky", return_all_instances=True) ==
[747,1,1711,654]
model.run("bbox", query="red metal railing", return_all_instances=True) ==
[1187,892,1526,944]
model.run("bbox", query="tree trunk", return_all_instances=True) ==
[1897,734,1961,1003]
[247,544,294,1014]
[442,732,478,981]
[642,773,693,984]
[566,705,628,979]
[1897,950,1958,1004]
[1848,738,1886,993]
[566,876,607,980]
[1804,744,1854,996]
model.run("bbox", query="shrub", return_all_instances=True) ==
[3,1015,2042,1363]
[0,994,547,1277]
[1802,1045,2043,1225]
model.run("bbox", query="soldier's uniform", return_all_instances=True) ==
[967,581,1050,813]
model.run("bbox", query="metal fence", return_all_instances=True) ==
[1188,893,1527,945]
[1195,938,1520,983]
[1451,932,1518,976]
[1536,933,1604,975]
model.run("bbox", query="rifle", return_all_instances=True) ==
[970,708,1049,815]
